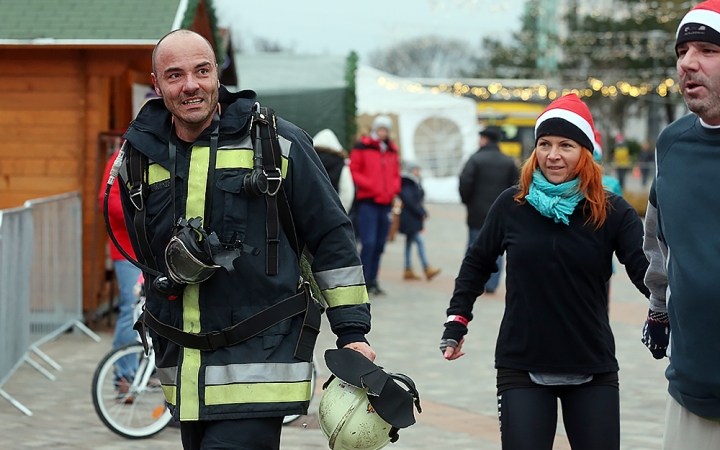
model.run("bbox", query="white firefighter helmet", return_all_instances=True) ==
[318,349,422,450]
[318,376,393,450]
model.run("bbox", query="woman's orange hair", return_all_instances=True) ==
[513,148,608,228]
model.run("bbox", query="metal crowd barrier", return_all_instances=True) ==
[0,192,100,416]
[0,206,33,415]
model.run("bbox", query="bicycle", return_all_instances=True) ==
[92,339,318,437]
[91,341,172,439]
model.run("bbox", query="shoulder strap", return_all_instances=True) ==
[125,144,159,273]
[253,107,301,274]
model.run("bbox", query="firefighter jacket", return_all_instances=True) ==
[118,87,371,421]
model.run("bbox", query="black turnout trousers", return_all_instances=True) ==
[180,417,283,450]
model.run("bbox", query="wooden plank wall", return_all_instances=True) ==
[0,51,83,209]
[0,48,152,313]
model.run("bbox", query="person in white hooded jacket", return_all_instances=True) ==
[312,129,354,212]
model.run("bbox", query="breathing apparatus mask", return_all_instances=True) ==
[164,217,221,284]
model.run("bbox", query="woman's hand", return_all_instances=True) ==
[443,338,466,360]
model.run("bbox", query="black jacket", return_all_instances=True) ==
[448,188,650,373]
[398,175,426,235]
[458,144,518,229]
[118,87,370,421]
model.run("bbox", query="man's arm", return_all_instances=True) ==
[458,158,475,205]
[641,182,670,359]
[643,188,668,313]
[509,161,519,186]
[348,147,374,192]
[279,121,374,360]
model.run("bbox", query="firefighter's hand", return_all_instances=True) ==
[343,341,376,362]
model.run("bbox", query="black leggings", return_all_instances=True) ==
[498,384,620,450]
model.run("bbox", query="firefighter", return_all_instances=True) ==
[117,29,374,449]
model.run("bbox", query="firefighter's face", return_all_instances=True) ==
[152,32,219,141]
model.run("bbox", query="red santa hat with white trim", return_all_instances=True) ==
[676,0,720,51]
[534,93,596,152]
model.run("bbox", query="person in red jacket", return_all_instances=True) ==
[98,148,142,385]
[349,115,401,295]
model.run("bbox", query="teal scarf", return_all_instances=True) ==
[525,170,584,225]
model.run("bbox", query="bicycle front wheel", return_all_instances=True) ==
[91,343,172,439]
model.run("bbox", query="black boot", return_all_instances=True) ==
[367,279,386,296]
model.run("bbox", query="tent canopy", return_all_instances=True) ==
[235,53,354,148]
[235,54,479,202]
[356,65,478,202]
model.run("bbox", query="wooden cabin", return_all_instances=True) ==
[0,0,235,315]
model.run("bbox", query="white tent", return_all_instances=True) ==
[356,65,478,203]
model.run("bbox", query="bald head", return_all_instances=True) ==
[150,28,220,142]
[152,29,216,75]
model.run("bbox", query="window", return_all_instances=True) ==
[413,117,463,177]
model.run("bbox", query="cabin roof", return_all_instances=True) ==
[0,0,200,44]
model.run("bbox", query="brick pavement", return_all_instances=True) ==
[0,202,669,449]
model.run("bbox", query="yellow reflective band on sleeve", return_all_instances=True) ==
[179,145,210,421]
[148,164,170,184]
[322,285,369,308]
[162,385,177,405]
[204,382,312,406]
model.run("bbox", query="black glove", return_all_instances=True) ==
[439,321,468,355]
[642,309,669,359]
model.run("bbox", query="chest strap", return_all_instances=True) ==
[134,288,320,361]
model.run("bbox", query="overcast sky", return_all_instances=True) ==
[212,0,525,63]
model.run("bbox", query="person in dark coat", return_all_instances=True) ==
[398,162,440,281]
[458,126,518,293]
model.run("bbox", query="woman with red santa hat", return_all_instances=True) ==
[439,94,650,449]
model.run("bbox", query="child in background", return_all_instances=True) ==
[399,161,441,281]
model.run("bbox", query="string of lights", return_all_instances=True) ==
[376,75,680,100]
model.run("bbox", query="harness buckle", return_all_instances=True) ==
[264,168,282,196]
[129,183,147,211]
[206,329,228,352]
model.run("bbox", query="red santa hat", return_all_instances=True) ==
[535,93,596,152]
[676,0,720,50]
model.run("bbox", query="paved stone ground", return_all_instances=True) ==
[0,202,669,449]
